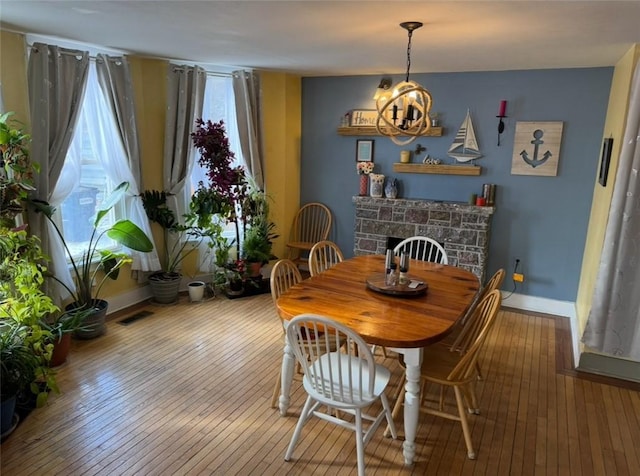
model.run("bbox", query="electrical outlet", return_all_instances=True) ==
[513,272,524,282]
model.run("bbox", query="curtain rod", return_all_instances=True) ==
[170,65,232,78]
[28,43,234,76]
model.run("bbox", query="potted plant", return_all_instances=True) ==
[39,309,91,367]
[141,189,220,304]
[191,118,248,262]
[241,191,278,278]
[0,111,36,228]
[30,181,154,338]
[0,322,41,436]
[1,229,60,435]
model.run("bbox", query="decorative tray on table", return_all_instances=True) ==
[365,273,428,297]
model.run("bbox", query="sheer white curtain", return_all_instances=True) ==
[582,60,640,360]
[82,64,160,272]
[47,132,83,298]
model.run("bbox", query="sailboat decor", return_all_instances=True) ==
[448,110,482,163]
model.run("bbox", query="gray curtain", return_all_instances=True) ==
[27,42,89,250]
[582,60,640,360]
[95,54,142,186]
[95,54,161,273]
[164,64,206,217]
[232,70,264,190]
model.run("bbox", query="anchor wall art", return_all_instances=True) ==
[511,121,564,176]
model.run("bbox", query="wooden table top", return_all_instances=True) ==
[276,254,480,348]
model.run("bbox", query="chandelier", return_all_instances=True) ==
[375,22,433,146]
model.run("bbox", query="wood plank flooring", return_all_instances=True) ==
[1,294,639,475]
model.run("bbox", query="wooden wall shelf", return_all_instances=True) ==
[393,163,482,176]
[337,126,443,137]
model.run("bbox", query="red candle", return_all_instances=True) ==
[498,100,507,117]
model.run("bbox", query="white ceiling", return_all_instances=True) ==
[1,1,639,76]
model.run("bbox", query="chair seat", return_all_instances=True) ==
[286,241,314,251]
[305,352,391,408]
[399,345,464,382]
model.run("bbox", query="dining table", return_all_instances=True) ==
[275,254,480,466]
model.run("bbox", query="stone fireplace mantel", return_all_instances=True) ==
[353,196,495,282]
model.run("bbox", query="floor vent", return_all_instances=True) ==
[118,310,154,325]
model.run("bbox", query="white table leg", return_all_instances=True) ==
[401,347,422,465]
[278,336,295,416]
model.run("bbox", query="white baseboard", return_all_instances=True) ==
[501,291,581,368]
[106,285,153,315]
[106,274,213,315]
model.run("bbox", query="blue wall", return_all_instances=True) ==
[300,68,612,302]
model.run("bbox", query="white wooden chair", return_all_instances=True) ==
[308,240,344,277]
[286,203,332,271]
[284,314,397,476]
[393,236,448,264]
[389,290,502,459]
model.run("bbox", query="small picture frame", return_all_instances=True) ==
[598,137,613,187]
[356,139,374,162]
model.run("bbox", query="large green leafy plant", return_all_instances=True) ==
[30,181,153,308]
[0,230,59,406]
[141,189,219,278]
[0,112,36,227]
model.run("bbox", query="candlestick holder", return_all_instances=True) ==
[496,114,507,146]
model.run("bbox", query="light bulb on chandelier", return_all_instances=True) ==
[376,21,432,146]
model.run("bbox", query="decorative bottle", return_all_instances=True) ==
[385,250,397,286]
[399,251,409,285]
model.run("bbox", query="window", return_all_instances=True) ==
[189,74,244,252]
[189,74,243,195]
[56,64,125,260]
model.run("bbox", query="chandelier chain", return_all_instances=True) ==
[405,30,413,83]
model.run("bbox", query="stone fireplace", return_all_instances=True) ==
[353,196,495,282]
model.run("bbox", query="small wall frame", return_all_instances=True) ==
[356,139,374,162]
[598,137,613,187]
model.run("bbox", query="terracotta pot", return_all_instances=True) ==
[246,261,263,278]
[49,333,72,367]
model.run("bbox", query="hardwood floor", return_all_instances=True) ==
[1,294,639,475]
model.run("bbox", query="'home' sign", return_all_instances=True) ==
[350,110,378,126]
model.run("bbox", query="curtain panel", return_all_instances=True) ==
[582,61,640,360]
[163,64,206,217]
[27,42,90,301]
[232,70,264,190]
[96,54,161,272]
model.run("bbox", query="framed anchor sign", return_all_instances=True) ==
[511,121,564,176]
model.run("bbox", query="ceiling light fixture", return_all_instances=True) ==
[375,21,433,146]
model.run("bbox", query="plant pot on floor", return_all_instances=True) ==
[149,272,182,304]
[66,299,108,340]
[1,395,18,439]
[49,333,72,367]
[188,281,206,302]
